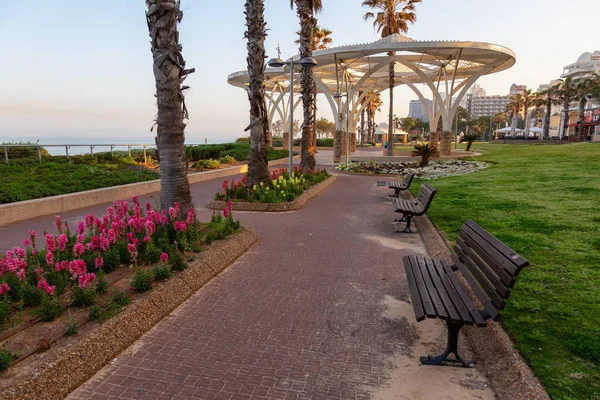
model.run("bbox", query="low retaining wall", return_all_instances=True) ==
[206,176,336,212]
[402,191,549,400]
[0,156,299,227]
[1,229,258,400]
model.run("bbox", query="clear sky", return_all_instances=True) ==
[0,0,597,143]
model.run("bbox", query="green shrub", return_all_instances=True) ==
[168,248,188,272]
[66,317,78,336]
[316,138,334,147]
[89,305,102,321]
[111,290,130,308]
[235,137,250,142]
[39,295,63,322]
[131,269,154,293]
[153,266,172,281]
[218,155,237,165]
[45,270,70,295]
[103,247,121,273]
[0,347,14,372]
[72,287,96,307]
[193,159,220,170]
[143,241,161,264]
[410,143,440,167]
[96,271,109,295]
[22,282,42,307]
[0,299,9,326]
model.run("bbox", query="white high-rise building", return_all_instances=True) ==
[408,99,433,122]
[561,51,600,79]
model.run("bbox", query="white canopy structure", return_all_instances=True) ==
[228,34,515,154]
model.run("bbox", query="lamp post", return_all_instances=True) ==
[267,54,318,174]
[333,91,350,165]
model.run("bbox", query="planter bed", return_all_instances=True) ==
[335,160,489,179]
[0,229,257,400]
[207,176,336,212]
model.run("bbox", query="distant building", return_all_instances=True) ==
[509,84,527,95]
[467,94,510,118]
[470,84,487,97]
[408,99,433,122]
[561,51,600,79]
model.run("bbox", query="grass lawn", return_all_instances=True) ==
[0,157,159,204]
[412,142,600,399]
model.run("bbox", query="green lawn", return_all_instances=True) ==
[0,157,159,204]
[412,143,600,400]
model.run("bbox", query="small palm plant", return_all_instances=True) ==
[463,133,479,151]
[410,142,439,167]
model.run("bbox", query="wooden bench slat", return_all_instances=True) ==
[416,256,448,320]
[402,256,426,322]
[456,237,511,298]
[441,261,489,326]
[410,256,437,318]
[465,220,529,269]
[424,258,461,322]
[458,230,515,287]
[432,260,474,325]
[461,225,519,277]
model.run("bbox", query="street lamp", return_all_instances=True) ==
[333,91,350,165]
[267,54,318,174]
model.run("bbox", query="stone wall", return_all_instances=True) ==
[429,131,439,149]
[334,130,343,163]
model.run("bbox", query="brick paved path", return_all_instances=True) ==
[1,170,493,399]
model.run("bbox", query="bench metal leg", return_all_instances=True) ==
[392,213,407,222]
[420,320,475,368]
[396,215,414,233]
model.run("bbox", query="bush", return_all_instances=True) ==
[89,305,102,321]
[410,143,440,167]
[22,282,42,307]
[131,269,154,293]
[0,299,9,326]
[111,290,130,308]
[72,287,96,308]
[235,137,250,142]
[143,241,162,265]
[96,271,109,295]
[218,155,237,165]
[40,295,63,322]
[153,266,172,281]
[193,159,220,170]
[66,317,78,336]
[316,138,334,147]
[0,347,14,372]
[169,248,188,272]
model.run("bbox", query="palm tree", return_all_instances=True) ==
[521,89,533,136]
[366,92,383,142]
[506,94,523,136]
[539,88,556,140]
[531,92,546,131]
[493,112,507,138]
[145,0,194,212]
[363,0,421,156]
[291,0,322,172]
[296,25,332,50]
[244,0,270,185]
[574,74,600,141]
[552,77,578,140]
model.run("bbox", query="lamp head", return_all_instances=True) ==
[299,57,318,67]
[267,57,285,68]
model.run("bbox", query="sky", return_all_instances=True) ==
[0,0,597,144]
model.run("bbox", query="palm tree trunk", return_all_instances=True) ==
[562,99,570,140]
[245,0,269,186]
[387,52,395,156]
[360,108,366,145]
[296,1,316,172]
[146,0,193,212]
[544,97,552,139]
[577,98,586,142]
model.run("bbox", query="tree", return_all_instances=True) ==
[493,112,507,138]
[540,87,559,139]
[574,74,600,141]
[272,120,284,137]
[244,0,270,186]
[521,89,533,136]
[316,117,335,138]
[363,0,421,156]
[552,77,577,139]
[295,25,332,50]
[145,0,194,212]
[530,92,546,132]
[465,119,485,151]
[366,92,383,143]
[401,117,416,132]
[410,143,439,167]
[506,94,523,136]
[455,106,468,134]
[291,0,322,172]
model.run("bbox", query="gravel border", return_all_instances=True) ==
[404,191,550,400]
[0,229,258,400]
[206,176,337,212]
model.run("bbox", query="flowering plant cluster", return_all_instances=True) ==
[0,196,198,326]
[215,168,330,204]
[335,160,489,179]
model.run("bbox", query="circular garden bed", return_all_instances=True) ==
[335,160,489,179]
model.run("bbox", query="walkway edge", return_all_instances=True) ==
[405,193,550,400]
[206,176,337,212]
[0,156,299,227]
[1,229,259,400]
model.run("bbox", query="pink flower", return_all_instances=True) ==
[77,273,96,289]
[76,221,85,235]
[16,269,26,281]
[45,234,56,253]
[90,236,101,251]
[146,203,152,213]
[94,256,104,269]
[85,213,95,230]
[13,247,26,259]
[55,260,69,272]
[143,235,151,243]
[186,208,195,225]
[73,242,85,257]
[145,220,156,237]
[169,207,178,220]
[45,251,54,266]
[127,242,138,260]
[54,215,63,233]
[58,234,68,251]
[77,234,85,243]
[174,221,187,232]
[35,268,43,277]
[100,236,110,251]
[37,279,56,295]
[28,230,36,240]
[0,283,11,295]
[69,259,87,278]
[160,252,169,262]
[132,196,139,205]
[107,229,117,245]
[227,200,233,212]
[23,239,31,248]
[223,207,229,218]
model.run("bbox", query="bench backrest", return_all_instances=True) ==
[451,220,529,321]
[403,173,415,188]
[415,182,437,213]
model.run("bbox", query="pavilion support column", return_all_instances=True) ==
[429,132,439,149]
[283,131,290,151]
[267,131,273,148]
[334,130,343,163]
[402,135,408,145]
[350,133,356,152]
[440,131,452,156]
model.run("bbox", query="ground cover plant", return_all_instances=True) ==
[336,160,488,179]
[0,197,240,372]
[185,143,290,162]
[0,157,159,204]
[414,143,600,399]
[215,167,329,203]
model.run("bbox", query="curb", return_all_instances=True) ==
[403,191,550,400]
[0,156,299,227]
[206,176,337,212]
[0,229,259,400]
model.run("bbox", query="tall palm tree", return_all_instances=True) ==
[552,77,578,140]
[366,92,383,142]
[521,89,533,136]
[506,94,523,136]
[540,88,556,140]
[291,0,322,172]
[363,0,421,156]
[493,112,507,137]
[531,92,546,130]
[574,74,600,141]
[145,0,194,212]
[244,0,270,185]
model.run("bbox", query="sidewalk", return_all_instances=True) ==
[48,173,493,400]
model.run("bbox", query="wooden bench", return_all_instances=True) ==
[402,220,529,367]
[376,173,415,198]
[392,182,436,233]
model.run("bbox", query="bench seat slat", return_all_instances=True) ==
[424,258,461,322]
[410,256,437,318]
[432,260,475,325]
[441,261,489,326]
[402,256,426,321]
[416,256,448,320]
